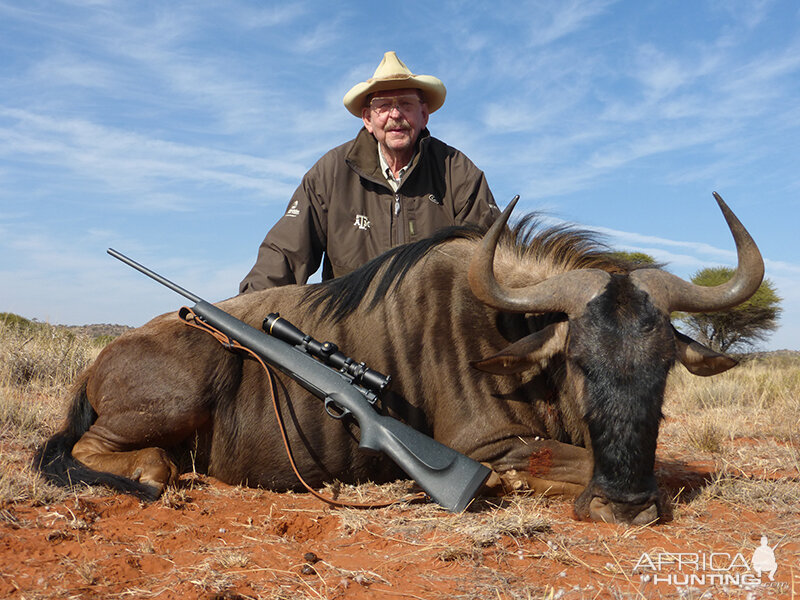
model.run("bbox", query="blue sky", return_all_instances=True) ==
[1,0,798,350]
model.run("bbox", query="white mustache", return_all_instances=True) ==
[384,119,410,131]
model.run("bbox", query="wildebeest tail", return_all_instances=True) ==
[32,372,160,500]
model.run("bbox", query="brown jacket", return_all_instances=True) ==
[239,127,498,292]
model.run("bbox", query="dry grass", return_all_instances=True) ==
[663,354,800,446]
[0,317,103,445]
[1,316,107,505]
[0,316,102,392]
[661,354,800,518]
[697,474,800,512]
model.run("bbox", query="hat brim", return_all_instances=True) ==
[343,75,446,117]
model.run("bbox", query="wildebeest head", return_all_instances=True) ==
[468,193,764,524]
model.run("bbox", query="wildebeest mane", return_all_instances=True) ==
[303,225,483,323]
[304,213,636,323]
[509,214,622,273]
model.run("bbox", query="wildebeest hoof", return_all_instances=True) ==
[481,466,506,495]
[127,448,179,494]
[483,467,585,498]
[481,468,530,495]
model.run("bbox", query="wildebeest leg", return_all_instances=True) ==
[72,431,180,494]
[70,390,213,494]
[485,439,592,497]
[68,327,222,495]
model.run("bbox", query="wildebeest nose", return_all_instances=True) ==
[631,502,659,525]
[584,495,661,525]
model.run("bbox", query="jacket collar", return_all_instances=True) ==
[346,127,431,187]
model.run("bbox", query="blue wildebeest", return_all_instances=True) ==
[35,193,763,524]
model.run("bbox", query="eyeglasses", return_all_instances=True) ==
[369,95,422,116]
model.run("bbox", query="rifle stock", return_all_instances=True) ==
[108,249,490,512]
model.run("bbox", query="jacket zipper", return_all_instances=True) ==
[393,193,403,245]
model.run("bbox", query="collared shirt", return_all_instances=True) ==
[378,146,414,191]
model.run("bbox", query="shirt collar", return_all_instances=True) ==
[378,146,414,191]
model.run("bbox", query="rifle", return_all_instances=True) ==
[108,248,490,512]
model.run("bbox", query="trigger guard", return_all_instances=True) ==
[324,398,350,420]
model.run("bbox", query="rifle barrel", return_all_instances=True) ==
[107,248,202,304]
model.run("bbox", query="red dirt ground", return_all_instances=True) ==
[2,439,798,599]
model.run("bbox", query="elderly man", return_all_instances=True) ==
[239,51,499,292]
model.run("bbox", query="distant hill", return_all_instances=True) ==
[63,323,133,339]
[1,312,132,341]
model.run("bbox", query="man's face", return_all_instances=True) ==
[362,88,429,160]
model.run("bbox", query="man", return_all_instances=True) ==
[239,51,499,293]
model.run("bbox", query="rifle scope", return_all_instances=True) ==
[263,313,391,395]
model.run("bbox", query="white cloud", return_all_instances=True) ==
[711,0,773,33]
[0,107,304,207]
[0,216,247,326]
[28,53,120,91]
[229,4,308,30]
[524,0,618,47]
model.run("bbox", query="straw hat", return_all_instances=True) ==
[343,51,446,117]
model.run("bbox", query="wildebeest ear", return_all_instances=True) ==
[673,327,738,376]
[471,322,566,375]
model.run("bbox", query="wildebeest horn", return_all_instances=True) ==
[468,196,611,315]
[631,192,765,313]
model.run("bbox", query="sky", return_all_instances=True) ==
[0,0,798,350]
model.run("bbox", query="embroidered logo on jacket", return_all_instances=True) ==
[353,215,371,230]
[285,200,300,218]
